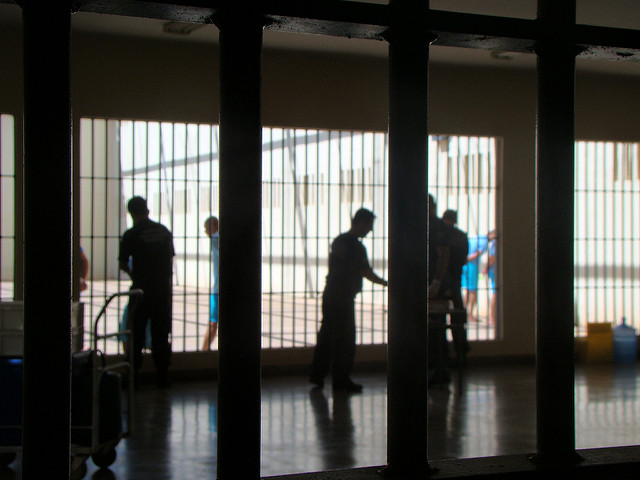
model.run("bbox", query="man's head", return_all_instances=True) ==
[351,208,375,238]
[488,229,497,241]
[442,209,457,226]
[127,196,149,223]
[428,194,437,219]
[204,216,219,237]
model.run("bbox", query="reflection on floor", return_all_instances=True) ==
[1,363,639,479]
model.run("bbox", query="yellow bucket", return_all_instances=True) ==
[585,322,613,363]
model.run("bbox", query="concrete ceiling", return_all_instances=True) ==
[1,1,639,75]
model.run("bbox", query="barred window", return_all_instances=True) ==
[0,114,15,301]
[74,120,501,353]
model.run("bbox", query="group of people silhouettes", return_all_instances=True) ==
[116,194,493,391]
[309,195,496,392]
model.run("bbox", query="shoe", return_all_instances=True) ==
[332,381,363,393]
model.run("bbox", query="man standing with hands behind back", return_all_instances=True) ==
[310,208,388,393]
[119,196,175,388]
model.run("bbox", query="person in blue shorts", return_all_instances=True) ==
[484,230,497,325]
[203,216,219,351]
[462,234,488,323]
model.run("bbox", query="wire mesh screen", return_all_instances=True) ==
[3,118,638,350]
[76,119,501,353]
[262,129,389,347]
[79,119,217,353]
[429,136,499,336]
[574,141,640,334]
[0,114,15,301]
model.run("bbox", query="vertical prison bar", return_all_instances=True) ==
[534,0,580,464]
[215,9,264,480]
[21,3,72,478]
[385,1,431,475]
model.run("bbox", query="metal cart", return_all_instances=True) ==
[70,289,143,479]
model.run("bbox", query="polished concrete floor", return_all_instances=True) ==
[1,362,639,479]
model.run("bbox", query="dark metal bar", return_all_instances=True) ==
[384,1,431,476]
[533,0,580,466]
[48,0,640,60]
[268,128,274,349]
[21,2,72,478]
[72,115,81,303]
[215,5,264,478]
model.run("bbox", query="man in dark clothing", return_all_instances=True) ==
[310,208,388,393]
[428,195,452,386]
[442,209,470,364]
[119,196,175,388]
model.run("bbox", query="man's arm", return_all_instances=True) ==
[119,232,132,277]
[362,267,388,287]
[79,250,90,291]
[119,259,131,277]
[467,250,482,262]
[484,252,495,275]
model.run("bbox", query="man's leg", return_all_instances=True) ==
[203,294,219,350]
[466,290,478,323]
[331,300,359,391]
[203,322,218,351]
[489,293,496,325]
[489,273,496,325]
[149,287,172,387]
[127,294,148,387]
[450,282,469,363]
[428,311,449,386]
[310,297,334,387]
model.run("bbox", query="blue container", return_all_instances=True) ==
[613,318,638,364]
[0,356,23,446]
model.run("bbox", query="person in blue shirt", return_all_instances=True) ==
[484,230,497,325]
[462,234,488,323]
[202,216,219,351]
[442,210,470,362]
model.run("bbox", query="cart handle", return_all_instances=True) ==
[92,289,143,349]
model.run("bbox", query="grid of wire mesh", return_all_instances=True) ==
[574,141,640,334]
[428,135,499,337]
[4,122,638,350]
[0,114,15,301]
[1,117,503,353]
[76,119,502,353]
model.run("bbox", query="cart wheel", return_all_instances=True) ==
[0,452,17,466]
[92,448,116,468]
[70,460,87,480]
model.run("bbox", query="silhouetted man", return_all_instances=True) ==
[119,196,175,388]
[428,195,452,386]
[442,209,470,364]
[310,208,388,393]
